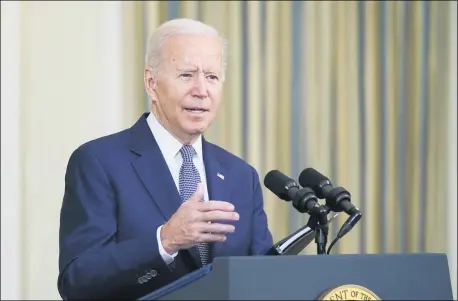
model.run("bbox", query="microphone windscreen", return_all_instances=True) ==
[264,170,295,201]
[298,168,330,198]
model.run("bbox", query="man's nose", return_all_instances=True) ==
[191,74,208,98]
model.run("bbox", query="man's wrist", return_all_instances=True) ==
[160,224,177,255]
[157,225,177,264]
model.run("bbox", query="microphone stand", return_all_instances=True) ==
[306,205,330,255]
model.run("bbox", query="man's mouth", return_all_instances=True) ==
[184,107,209,113]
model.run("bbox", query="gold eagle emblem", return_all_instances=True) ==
[318,284,381,300]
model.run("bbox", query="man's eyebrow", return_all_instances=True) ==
[176,68,220,75]
[177,67,198,72]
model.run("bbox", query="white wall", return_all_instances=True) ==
[1,2,142,299]
[447,1,457,299]
[1,1,22,299]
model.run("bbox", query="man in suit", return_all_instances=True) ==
[58,18,273,300]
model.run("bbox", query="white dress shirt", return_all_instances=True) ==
[146,112,209,264]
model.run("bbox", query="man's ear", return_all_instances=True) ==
[144,68,158,102]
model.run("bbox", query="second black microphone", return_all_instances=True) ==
[264,170,322,216]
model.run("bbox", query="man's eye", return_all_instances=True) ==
[207,75,219,81]
[180,73,192,78]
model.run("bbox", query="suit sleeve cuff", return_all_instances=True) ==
[157,225,178,265]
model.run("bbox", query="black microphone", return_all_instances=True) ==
[298,168,362,253]
[299,168,359,216]
[264,170,322,216]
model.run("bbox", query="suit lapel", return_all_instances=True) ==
[203,141,229,205]
[202,139,230,260]
[129,114,182,221]
[131,153,182,220]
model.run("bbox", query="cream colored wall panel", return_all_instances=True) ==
[1,1,22,299]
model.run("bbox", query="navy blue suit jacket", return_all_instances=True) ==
[58,113,273,300]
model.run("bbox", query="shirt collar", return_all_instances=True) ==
[146,112,203,161]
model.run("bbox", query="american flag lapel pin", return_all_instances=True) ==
[217,173,225,180]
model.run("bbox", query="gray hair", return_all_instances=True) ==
[145,18,228,80]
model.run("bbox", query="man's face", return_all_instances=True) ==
[145,34,224,143]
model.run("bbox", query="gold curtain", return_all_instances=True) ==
[132,0,452,256]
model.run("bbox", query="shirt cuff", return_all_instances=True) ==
[157,225,178,265]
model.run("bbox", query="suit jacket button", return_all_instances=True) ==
[150,270,158,277]
[138,277,144,284]
[146,273,152,280]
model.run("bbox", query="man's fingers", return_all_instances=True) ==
[199,222,235,234]
[197,233,227,243]
[198,200,235,212]
[200,210,239,222]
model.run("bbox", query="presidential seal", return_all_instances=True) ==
[318,284,381,300]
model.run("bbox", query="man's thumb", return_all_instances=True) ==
[190,183,204,202]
